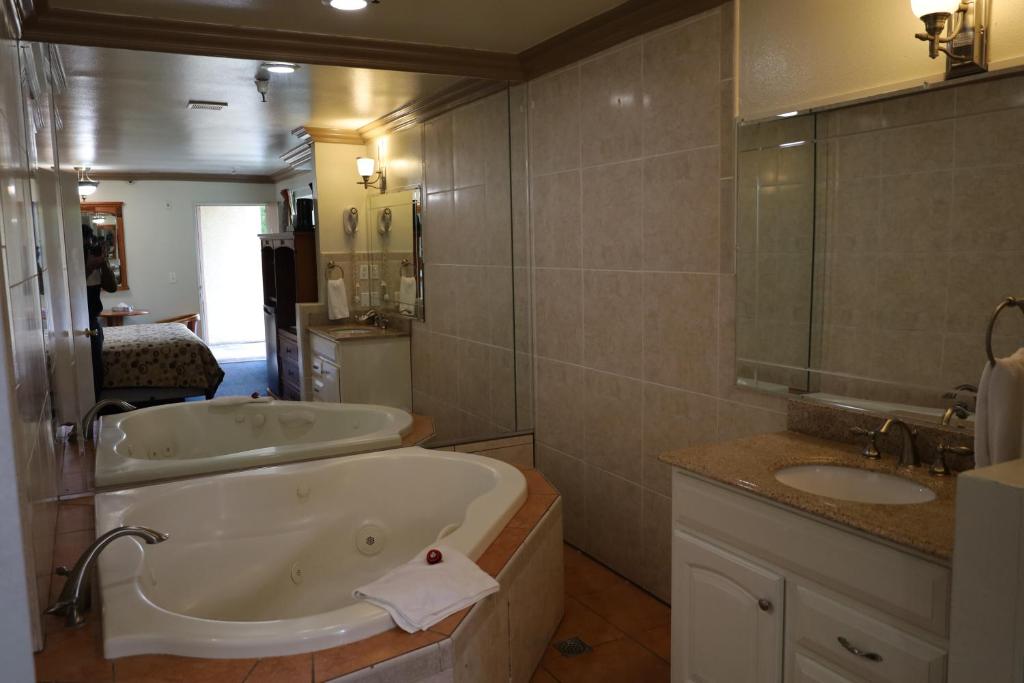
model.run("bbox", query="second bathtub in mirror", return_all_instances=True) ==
[94,397,413,488]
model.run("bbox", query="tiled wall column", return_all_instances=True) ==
[413,91,518,443]
[528,3,788,602]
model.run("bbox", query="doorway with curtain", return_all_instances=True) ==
[196,205,267,394]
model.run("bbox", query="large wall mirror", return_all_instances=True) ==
[735,72,1024,429]
[80,201,128,290]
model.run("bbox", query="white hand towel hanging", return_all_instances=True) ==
[352,544,498,633]
[975,347,1024,468]
[327,276,349,320]
[398,276,416,316]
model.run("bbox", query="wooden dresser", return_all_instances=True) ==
[259,231,316,398]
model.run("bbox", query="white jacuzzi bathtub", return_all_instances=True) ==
[96,446,527,659]
[94,398,413,488]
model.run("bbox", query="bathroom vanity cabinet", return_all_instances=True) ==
[309,329,411,411]
[671,470,950,683]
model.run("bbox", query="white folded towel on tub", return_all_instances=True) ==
[353,543,498,632]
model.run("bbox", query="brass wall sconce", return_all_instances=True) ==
[355,157,387,193]
[911,0,988,77]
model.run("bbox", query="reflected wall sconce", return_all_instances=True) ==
[356,157,387,193]
[911,0,988,77]
[76,167,99,198]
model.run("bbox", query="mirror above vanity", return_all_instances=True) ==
[735,72,1024,431]
[80,201,128,290]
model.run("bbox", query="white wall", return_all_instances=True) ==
[88,180,275,323]
[738,0,1024,119]
[312,142,367,278]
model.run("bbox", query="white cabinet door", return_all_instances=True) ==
[672,529,784,683]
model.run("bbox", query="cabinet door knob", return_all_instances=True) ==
[757,598,773,612]
[837,636,883,662]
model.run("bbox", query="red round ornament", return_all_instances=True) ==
[426,548,443,565]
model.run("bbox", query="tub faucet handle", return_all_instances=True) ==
[849,427,880,459]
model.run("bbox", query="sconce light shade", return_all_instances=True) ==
[911,0,960,17]
[356,157,376,178]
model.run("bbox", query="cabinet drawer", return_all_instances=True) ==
[279,333,299,364]
[281,358,301,387]
[790,652,861,683]
[673,471,950,636]
[788,585,946,683]
[310,333,337,364]
[282,380,301,401]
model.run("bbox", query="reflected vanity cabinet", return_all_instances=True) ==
[259,232,317,398]
[671,470,950,683]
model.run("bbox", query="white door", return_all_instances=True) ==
[672,529,785,683]
[57,168,95,419]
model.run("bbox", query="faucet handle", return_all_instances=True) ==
[849,427,881,459]
[934,442,974,477]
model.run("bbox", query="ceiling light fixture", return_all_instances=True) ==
[911,0,988,77]
[255,76,271,103]
[262,62,299,74]
[76,167,99,198]
[325,0,376,11]
[776,111,799,118]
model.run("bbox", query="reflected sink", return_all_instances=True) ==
[774,465,936,505]
[326,327,377,336]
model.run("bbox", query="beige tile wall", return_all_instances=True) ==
[0,36,63,649]
[528,3,788,602]
[815,74,1024,407]
[412,91,522,443]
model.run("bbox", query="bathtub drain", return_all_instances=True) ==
[356,524,387,556]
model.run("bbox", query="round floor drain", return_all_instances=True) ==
[356,523,387,555]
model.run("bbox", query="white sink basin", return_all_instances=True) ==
[327,327,377,336]
[774,465,936,505]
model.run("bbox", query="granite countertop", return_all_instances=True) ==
[659,431,956,561]
[309,324,409,343]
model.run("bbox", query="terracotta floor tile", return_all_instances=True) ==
[113,654,257,683]
[550,596,624,648]
[563,546,625,598]
[312,628,444,682]
[57,502,96,534]
[635,624,671,662]
[575,582,670,639]
[244,653,313,683]
[34,621,112,683]
[540,638,669,683]
[530,666,558,683]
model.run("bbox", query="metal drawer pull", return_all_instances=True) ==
[757,599,772,612]
[837,636,883,662]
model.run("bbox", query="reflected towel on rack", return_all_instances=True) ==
[327,277,350,320]
[975,348,1024,468]
[398,276,416,316]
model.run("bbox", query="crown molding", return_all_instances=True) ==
[87,171,274,184]
[19,6,524,80]
[520,0,721,78]
[358,78,507,140]
[292,126,365,146]
[17,0,718,83]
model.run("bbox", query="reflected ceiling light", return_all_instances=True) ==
[776,111,799,118]
[6,184,14,197]
[910,0,988,77]
[76,167,99,198]
[91,216,106,224]
[355,156,387,193]
[263,62,299,74]
[779,140,807,148]
[327,0,369,10]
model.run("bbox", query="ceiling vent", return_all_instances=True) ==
[186,100,228,111]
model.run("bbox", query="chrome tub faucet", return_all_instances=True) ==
[46,525,168,627]
[81,399,136,441]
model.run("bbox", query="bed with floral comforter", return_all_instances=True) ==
[102,323,224,399]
